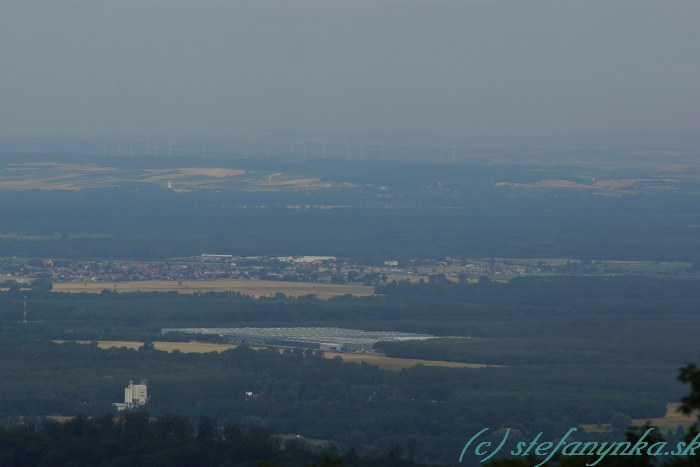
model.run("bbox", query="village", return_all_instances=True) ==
[0,254,531,287]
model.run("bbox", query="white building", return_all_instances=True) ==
[114,380,149,411]
[319,343,342,352]
[276,256,336,263]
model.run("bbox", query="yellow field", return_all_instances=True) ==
[54,340,492,370]
[51,279,374,298]
[0,163,331,192]
[578,403,699,434]
[496,177,681,195]
[321,352,493,370]
[578,423,614,433]
[96,340,143,350]
[152,341,239,352]
[54,340,239,353]
[632,402,698,429]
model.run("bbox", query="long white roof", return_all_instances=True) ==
[162,326,435,345]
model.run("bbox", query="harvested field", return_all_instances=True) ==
[0,163,329,192]
[54,340,491,369]
[96,340,143,350]
[178,168,246,177]
[152,341,238,353]
[632,402,698,430]
[141,167,246,183]
[51,279,374,298]
[53,340,239,353]
[578,423,614,433]
[265,178,321,187]
[496,177,680,195]
[322,352,493,370]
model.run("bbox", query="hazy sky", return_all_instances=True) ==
[1,0,699,138]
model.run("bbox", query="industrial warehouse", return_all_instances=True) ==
[161,326,436,352]
[113,380,149,412]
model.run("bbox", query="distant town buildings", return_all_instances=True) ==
[275,256,336,263]
[0,254,533,291]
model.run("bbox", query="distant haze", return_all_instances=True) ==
[1,0,699,138]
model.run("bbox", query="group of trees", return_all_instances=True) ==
[485,365,700,466]
[0,331,687,463]
[0,364,698,466]
[0,412,427,466]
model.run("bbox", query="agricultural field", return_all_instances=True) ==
[321,351,493,370]
[51,279,374,298]
[581,402,698,433]
[53,340,240,353]
[0,162,336,192]
[54,340,489,370]
[497,258,693,276]
[495,177,683,195]
[632,402,699,430]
